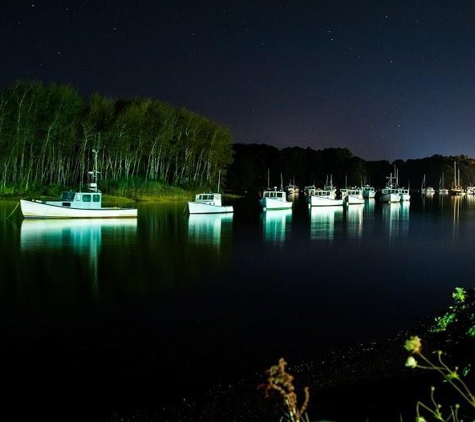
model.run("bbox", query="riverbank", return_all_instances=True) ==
[99,328,432,422]
[0,188,242,204]
[99,294,475,422]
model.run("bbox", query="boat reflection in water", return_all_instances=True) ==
[309,206,343,240]
[20,218,138,252]
[345,203,364,238]
[382,202,410,238]
[187,213,233,246]
[20,218,138,291]
[364,198,375,213]
[451,196,461,238]
[261,209,292,244]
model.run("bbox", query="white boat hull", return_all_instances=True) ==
[345,195,365,205]
[308,196,343,207]
[20,199,137,218]
[380,193,400,203]
[259,197,293,210]
[188,202,234,214]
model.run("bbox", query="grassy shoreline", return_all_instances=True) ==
[0,186,242,204]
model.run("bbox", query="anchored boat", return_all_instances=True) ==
[187,171,234,214]
[20,150,137,219]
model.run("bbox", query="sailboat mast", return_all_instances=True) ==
[454,161,457,188]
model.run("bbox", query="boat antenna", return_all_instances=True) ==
[217,170,221,194]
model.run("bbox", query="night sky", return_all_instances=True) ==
[2,0,475,161]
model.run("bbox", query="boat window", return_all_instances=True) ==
[82,194,91,202]
[60,191,75,201]
[93,194,100,202]
[75,194,81,201]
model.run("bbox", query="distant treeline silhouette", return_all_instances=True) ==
[226,143,475,193]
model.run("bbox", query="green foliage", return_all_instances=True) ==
[403,288,475,421]
[0,80,234,195]
[431,287,475,340]
[102,177,190,201]
[405,336,475,421]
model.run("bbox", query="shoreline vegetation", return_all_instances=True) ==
[0,80,234,199]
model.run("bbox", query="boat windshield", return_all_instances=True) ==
[198,194,216,201]
[60,191,75,201]
[264,191,284,198]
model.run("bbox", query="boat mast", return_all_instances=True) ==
[89,149,99,193]
[454,161,457,188]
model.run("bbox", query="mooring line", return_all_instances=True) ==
[4,202,20,220]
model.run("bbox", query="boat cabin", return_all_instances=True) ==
[194,193,223,206]
[48,190,103,209]
[262,190,286,199]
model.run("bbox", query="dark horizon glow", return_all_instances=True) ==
[2,0,475,162]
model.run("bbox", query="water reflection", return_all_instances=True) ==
[20,218,138,292]
[187,213,233,246]
[452,196,461,237]
[465,194,475,206]
[421,192,435,210]
[261,209,292,244]
[309,206,343,240]
[20,218,137,251]
[346,204,364,238]
[438,193,449,211]
[382,202,410,238]
[364,199,375,213]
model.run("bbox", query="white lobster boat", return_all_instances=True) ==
[362,184,376,199]
[307,189,343,207]
[259,188,293,211]
[307,175,343,207]
[187,170,234,214]
[20,150,137,219]
[398,187,411,202]
[188,192,233,214]
[345,187,364,205]
[380,172,400,203]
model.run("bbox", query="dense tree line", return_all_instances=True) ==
[0,80,233,193]
[226,144,475,193]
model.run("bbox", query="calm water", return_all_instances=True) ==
[1,194,475,418]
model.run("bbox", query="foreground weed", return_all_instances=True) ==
[260,358,310,422]
[405,336,475,421]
